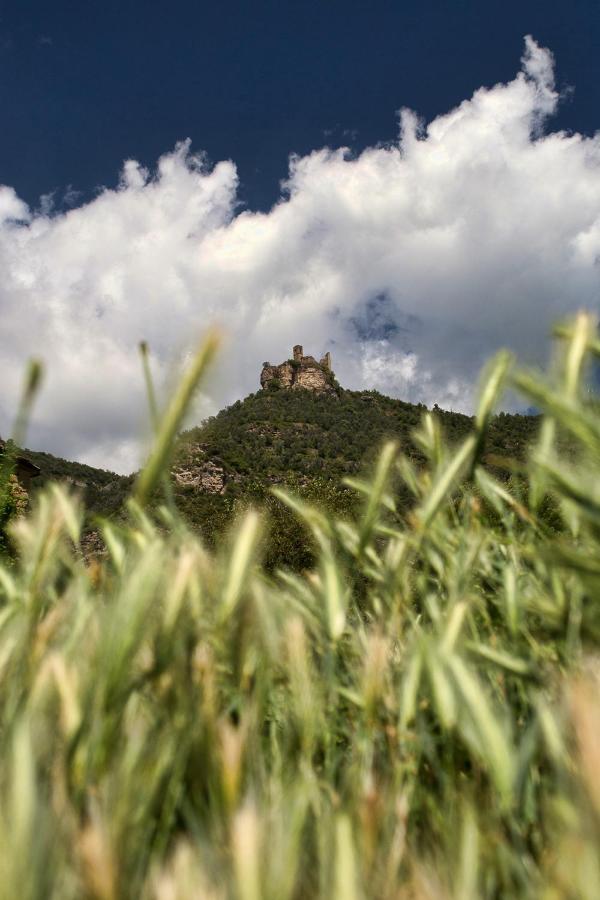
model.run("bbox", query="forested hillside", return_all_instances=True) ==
[172,387,542,567]
[181,387,539,478]
[23,447,133,518]
[14,388,543,568]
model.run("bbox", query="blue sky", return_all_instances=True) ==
[2,3,600,471]
[2,0,598,212]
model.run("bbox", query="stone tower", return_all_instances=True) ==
[320,351,332,372]
[293,344,303,362]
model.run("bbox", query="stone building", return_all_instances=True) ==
[260,345,337,395]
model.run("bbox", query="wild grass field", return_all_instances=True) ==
[0,316,599,899]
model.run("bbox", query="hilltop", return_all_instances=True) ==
[260,343,339,395]
[173,383,541,567]
[176,344,539,486]
[178,387,537,484]
[7,353,543,566]
[177,344,538,489]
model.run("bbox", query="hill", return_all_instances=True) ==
[179,387,539,480]
[10,384,543,567]
[173,386,542,567]
[23,447,133,519]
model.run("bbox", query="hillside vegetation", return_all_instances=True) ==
[24,447,133,518]
[0,319,598,897]
[13,384,545,570]
[174,387,542,567]
[182,385,540,479]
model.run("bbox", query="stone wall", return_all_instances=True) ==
[260,347,337,395]
[260,360,294,391]
[294,360,332,392]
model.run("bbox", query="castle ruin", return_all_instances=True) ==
[261,345,337,395]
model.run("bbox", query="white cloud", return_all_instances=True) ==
[1,36,600,472]
[0,185,30,223]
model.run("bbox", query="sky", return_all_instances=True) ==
[2,1,600,472]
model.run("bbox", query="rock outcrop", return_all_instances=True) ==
[79,529,108,560]
[261,360,295,390]
[172,446,226,494]
[260,345,337,396]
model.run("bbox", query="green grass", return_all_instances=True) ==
[1,316,600,898]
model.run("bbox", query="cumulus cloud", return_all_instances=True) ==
[1,35,600,472]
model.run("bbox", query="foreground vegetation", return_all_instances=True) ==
[1,318,600,898]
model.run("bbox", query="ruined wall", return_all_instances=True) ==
[260,361,295,390]
[320,352,332,372]
[260,347,337,395]
[293,360,333,392]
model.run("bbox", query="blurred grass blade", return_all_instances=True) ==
[322,553,348,641]
[135,329,220,505]
[0,360,43,497]
[333,816,359,900]
[399,647,423,730]
[447,655,514,802]
[10,359,43,451]
[514,371,600,453]
[455,805,479,900]
[529,416,556,512]
[221,510,262,619]
[416,435,476,530]
[139,340,176,510]
[465,641,531,676]
[271,487,332,552]
[475,350,512,434]
[232,804,262,900]
[426,649,456,729]
[357,441,397,552]
[557,311,596,399]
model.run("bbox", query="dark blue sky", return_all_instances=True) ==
[1,0,599,213]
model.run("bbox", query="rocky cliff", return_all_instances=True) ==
[260,345,338,396]
[172,445,227,494]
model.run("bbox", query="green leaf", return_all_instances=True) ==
[465,641,531,676]
[416,435,477,530]
[446,654,514,802]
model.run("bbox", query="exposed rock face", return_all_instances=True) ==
[79,530,107,560]
[260,345,337,395]
[260,361,294,390]
[294,360,332,392]
[172,446,226,494]
[63,475,87,489]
